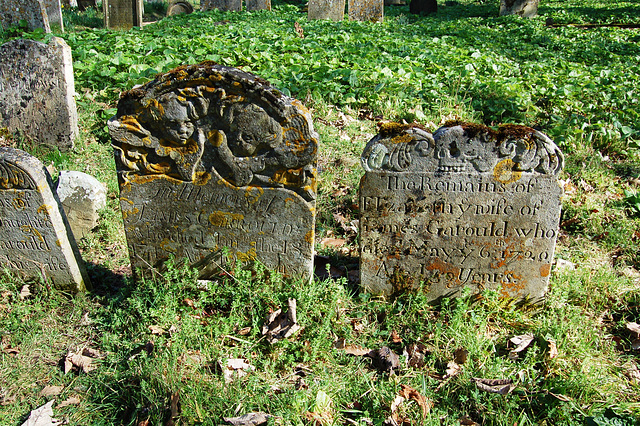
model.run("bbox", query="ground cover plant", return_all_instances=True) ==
[1,0,640,424]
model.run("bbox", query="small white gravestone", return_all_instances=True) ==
[56,171,107,240]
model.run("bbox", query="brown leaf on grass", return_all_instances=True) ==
[57,396,81,408]
[398,384,431,418]
[405,343,428,369]
[546,391,572,402]
[63,352,96,374]
[320,237,347,248]
[137,421,151,426]
[546,339,558,359]
[472,378,514,395]
[20,400,60,426]
[334,338,371,356]
[445,361,462,379]
[19,285,31,301]
[369,346,400,373]
[40,385,64,397]
[626,322,640,336]
[3,347,19,356]
[82,347,105,359]
[622,361,640,382]
[386,394,406,425]
[508,333,534,360]
[459,417,480,425]
[237,327,251,336]
[294,21,304,38]
[182,298,196,309]
[149,325,166,335]
[222,358,255,383]
[224,412,271,426]
[454,347,468,365]
[165,391,180,426]
[391,330,402,344]
[262,298,301,344]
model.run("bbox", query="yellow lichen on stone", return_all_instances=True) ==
[208,129,224,147]
[208,211,244,227]
[493,159,522,184]
[236,247,257,262]
[304,229,314,244]
[244,185,264,204]
[194,172,211,186]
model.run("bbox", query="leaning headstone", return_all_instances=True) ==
[0,148,91,292]
[0,37,78,151]
[109,63,318,280]
[246,0,270,11]
[359,122,564,300]
[500,0,538,17]
[103,0,143,29]
[0,0,50,32]
[201,0,242,12]
[348,0,383,22]
[41,0,64,31]
[308,0,345,21]
[409,0,436,15]
[56,171,107,240]
[167,0,194,15]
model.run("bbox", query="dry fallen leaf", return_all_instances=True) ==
[444,360,462,379]
[405,343,428,369]
[222,358,255,383]
[20,400,61,426]
[40,385,64,397]
[165,391,180,426]
[459,417,480,425]
[237,327,251,336]
[149,325,166,335]
[546,339,558,359]
[261,298,301,344]
[57,396,81,408]
[334,338,371,356]
[224,412,271,426]
[627,322,640,336]
[19,285,31,301]
[369,346,400,373]
[294,21,304,39]
[320,237,347,248]
[509,333,535,360]
[454,347,468,365]
[398,384,431,418]
[472,378,513,395]
[391,330,403,344]
[63,352,96,374]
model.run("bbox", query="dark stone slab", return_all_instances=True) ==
[0,0,50,32]
[409,0,436,15]
[103,0,143,29]
[0,37,78,151]
[0,148,91,292]
[109,63,318,281]
[359,122,564,300]
[201,0,242,12]
[246,0,270,11]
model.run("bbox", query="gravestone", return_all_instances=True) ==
[359,122,564,300]
[308,0,345,21]
[167,0,194,15]
[246,0,270,11]
[348,0,383,22]
[0,37,78,151]
[0,148,91,292]
[56,171,107,239]
[41,0,64,31]
[201,0,242,12]
[109,63,318,280]
[103,0,143,29]
[409,0,436,15]
[0,0,50,32]
[500,0,538,17]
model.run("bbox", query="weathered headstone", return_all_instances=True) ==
[246,0,270,11]
[0,37,78,151]
[103,0,143,29]
[348,0,383,22]
[500,0,538,17]
[41,0,64,31]
[0,0,51,32]
[359,122,564,300]
[409,0,436,15]
[109,63,318,280]
[201,0,242,12]
[0,148,91,292]
[308,0,345,21]
[167,0,194,15]
[56,171,107,240]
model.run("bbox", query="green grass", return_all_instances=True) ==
[1,0,640,424]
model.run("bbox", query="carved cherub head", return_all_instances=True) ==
[223,103,283,156]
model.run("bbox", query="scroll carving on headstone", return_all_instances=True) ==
[109,62,318,280]
[0,148,91,292]
[359,122,564,300]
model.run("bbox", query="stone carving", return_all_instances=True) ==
[359,122,564,301]
[308,0,345,21]
[201,0,242,12]
[167,0,194,15]
[348,0,383,22]
[0,37,78,151]
[0,0,50,32]
[0,148,91,292]
[103,0,143,29]
[110,63,318,280]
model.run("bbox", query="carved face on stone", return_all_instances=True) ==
[161,98,196,146]
[225,103,282,156]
